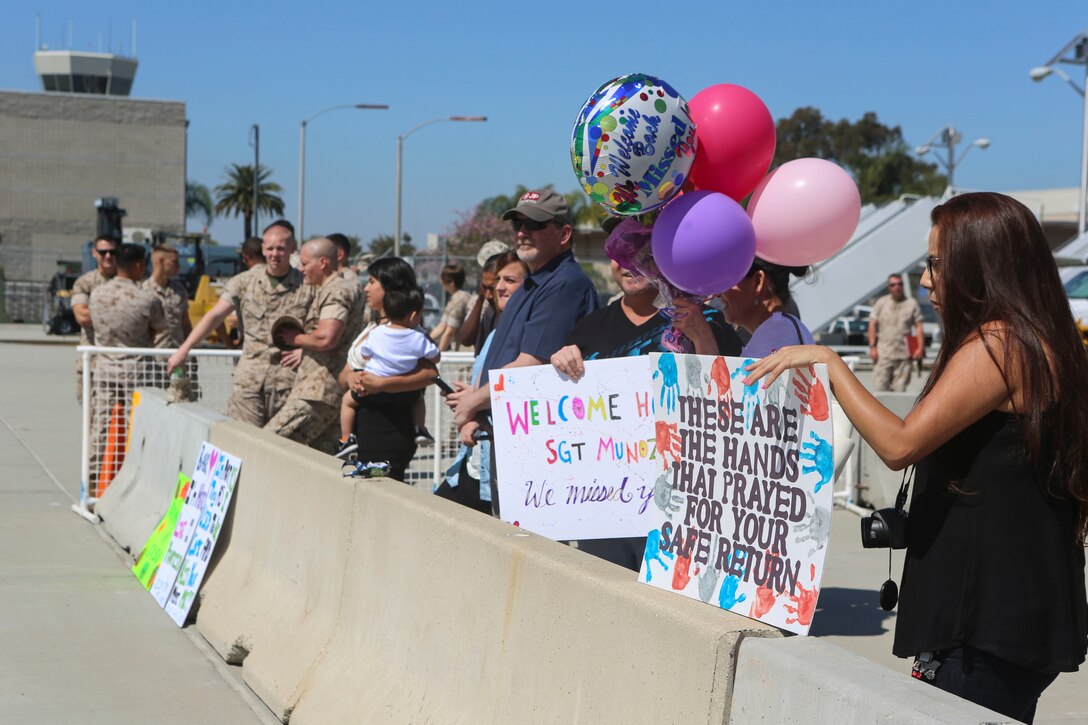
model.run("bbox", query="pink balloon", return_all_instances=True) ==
[688,84,776,202]
[747,158,862,266]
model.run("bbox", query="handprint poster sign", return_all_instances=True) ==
[637,353,834,635]
[144,441,241,627]
[490,357,658,539]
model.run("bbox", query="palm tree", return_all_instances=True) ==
[213,164,286,238]
[185,180,214,230]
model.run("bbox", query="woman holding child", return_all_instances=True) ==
[744,192,1088,722]
[337,258,438,481]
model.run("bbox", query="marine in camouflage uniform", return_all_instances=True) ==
[72,268,115,401]
[220,264,313,426]
[87,246,167,495]
[265,239,363,451]
[143,246,199,398]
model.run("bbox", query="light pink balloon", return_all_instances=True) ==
[747,158,862,266]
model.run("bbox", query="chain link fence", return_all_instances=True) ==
[76,346,479,514]
[4,280,48,324]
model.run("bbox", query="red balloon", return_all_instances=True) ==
[688,84,776,202]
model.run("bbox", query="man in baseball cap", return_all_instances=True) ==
[449,188,599,515]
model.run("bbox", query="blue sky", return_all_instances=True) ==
[2,1,1086,248]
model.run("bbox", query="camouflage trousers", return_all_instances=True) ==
[225,361,296,428]
[264,398,339,454]
[873,357,914,392]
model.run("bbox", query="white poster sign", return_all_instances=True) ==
[637,353,835,636]
[489,357,657,540]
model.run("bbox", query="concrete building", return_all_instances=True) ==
[0,50,186,280]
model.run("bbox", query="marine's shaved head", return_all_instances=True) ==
[302,237,338,264]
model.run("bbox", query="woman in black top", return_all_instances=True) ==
[338,258,437,481]
[744,192,1088,722]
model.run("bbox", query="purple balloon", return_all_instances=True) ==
[651,190,756,296]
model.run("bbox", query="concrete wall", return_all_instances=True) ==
[0,89,186,279]
[103,402,1007,724]
[95,388,225,555]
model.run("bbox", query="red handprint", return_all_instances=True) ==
[784,564,820,627]
[793,365,829,421]
[707,356,733,412]
[655,421,681,470]
[750,583,777,618]
[672,549,695,591]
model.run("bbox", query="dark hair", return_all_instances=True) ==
[924,191,1088,540]
[492,250,529,277]
[94,234,119,248]
[240,236,265,261]
[117,243,147,270]
[887,273,903,283]
[366,257,417,295]
[263,219,295,238]
[482,254,503,273]
[383,286,424,321]
[326,233,351,257]
[748,257,808,306]
[440,263,466,289]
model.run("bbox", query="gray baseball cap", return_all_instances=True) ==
[502,189,571,224]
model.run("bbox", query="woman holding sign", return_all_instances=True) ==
[744,192,1088,722]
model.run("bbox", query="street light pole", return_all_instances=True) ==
[394,115,487,258]
[915,125,990,190]
[298,103,389,242]
[1031,31,1088,237]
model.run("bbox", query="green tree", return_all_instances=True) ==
[185,180,214,230]
[773,108,947,204]
[367,233,415,258]
[213,163,286,239]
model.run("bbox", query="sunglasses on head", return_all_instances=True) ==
[511,217,550,233]
[95,247,118,256]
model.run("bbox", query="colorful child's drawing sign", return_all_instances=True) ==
[489,357,657,540]
[145,442,241,627]
[637,354,834,635]
[132,472,190,590]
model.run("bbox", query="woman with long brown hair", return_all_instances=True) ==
[745,192,1088,722]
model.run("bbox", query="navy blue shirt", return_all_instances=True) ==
[481,250,599,382]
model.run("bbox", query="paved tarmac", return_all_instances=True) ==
[1,323,1086,723]
[0,334,276,725]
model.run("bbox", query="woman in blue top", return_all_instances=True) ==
[744,192,1088,722]
[716,257,812,357]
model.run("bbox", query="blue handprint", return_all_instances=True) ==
[730,359,759,429]
[800,430,834,493]
[653,353,680,414]
[642,528,674,583]
[718,574,747,610]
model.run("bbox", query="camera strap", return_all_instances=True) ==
[880,466,914,611]
[894,465,914,513]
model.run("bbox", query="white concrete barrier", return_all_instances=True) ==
[95,388,225,555]
[197,421,357,722]
[287,479,781,724]
[729,637,1008,723]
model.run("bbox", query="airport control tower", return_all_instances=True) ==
[32,49,138,96]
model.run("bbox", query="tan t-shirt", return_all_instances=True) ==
[872,294,922,360]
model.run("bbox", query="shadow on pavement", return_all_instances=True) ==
[809,586,895,637]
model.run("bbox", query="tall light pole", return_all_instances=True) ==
[249,124,260,236]
[395,115,487,258]
[915,126,990,189]
[298,103,389,242]
[1031,30,1088,237]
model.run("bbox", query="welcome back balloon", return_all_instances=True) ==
[571,73,697,216]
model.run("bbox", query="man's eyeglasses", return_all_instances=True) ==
[924,255,940,278]
[95,247,118,257]
[511,217,550,233]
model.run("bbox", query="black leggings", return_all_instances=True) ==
[925,646,1058,723]
[354,390,419,483]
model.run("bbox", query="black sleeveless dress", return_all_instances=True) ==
[893,411,1087,673]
